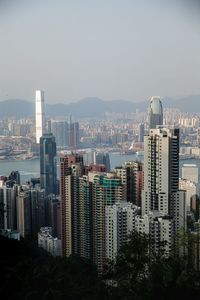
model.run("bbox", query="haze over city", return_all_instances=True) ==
[0,0,200,103]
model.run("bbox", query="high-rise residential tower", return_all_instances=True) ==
[40,133,57,195]
[35,90,45,144]
[60,154,84,256]
[105,202,139,261]
[149,96,163,129]
[142,127,186,233]
[91,172,125,272]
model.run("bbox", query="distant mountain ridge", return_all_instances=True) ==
[0,95,199,118]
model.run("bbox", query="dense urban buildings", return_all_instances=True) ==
[1,94,200,275]
[38,227,61,256]
[49,119,80,148]
[105,202,139,261]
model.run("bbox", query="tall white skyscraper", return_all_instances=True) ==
[142,127,186,232]
[35,90,45,143]
[149,96,163,129]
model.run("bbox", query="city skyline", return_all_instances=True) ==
[1,1,200,297]
[0,1,200,103]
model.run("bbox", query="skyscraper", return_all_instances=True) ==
[35,90,45,144]
[0,186,17,230]
[105,202,139,261]
[16,185,45,238]
[115,161,144,206]
[51,121,69,147]
[91,172,125,272]
[68,121,80,148]
[142,127,186,233]
[95,152,111,172]
[40,133,57,195]
[138,123,145,143]
[17,189,32,238]
[60,154,84,256]
[149,96,163,129]
[129,161,144,206]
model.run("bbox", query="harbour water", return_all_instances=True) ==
[0,154,200,184]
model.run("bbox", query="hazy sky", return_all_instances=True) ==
[0,0,200,103]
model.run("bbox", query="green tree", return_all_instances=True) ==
[104,231,200,300]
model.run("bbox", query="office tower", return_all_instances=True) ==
[35,90,45,144]
[142,127,186,234]
[51,121,69,147]
[40,133,57,195]
[105,202,139,261]
[68,121,80,148]
[182,164,198,184]
[95,152,111,171]
[149,96,163,129]
[84,150,96,166]
[138,123,145,143]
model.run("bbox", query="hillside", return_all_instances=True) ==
[0,95,199,118]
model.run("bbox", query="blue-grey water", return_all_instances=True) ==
[0,154,199,184]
